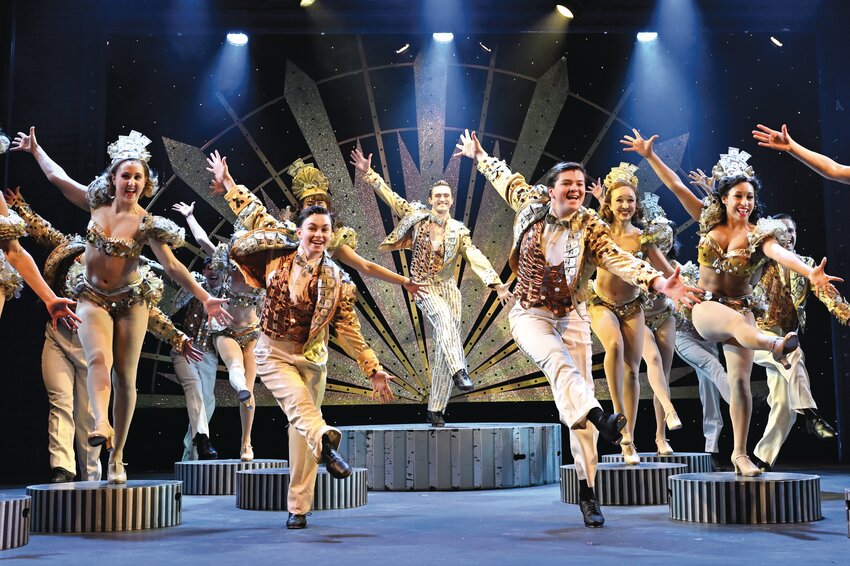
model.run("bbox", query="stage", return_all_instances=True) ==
[2,465,848,564]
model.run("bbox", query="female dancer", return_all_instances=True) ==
[173,201,262,461]
[623,132,840,475]
[12,127,230,482]
[588,165,680,465]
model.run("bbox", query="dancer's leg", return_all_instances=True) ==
[240,339,258,447]
[722,342,756,465]
[619,310,646,439]
[646,316,677,441]
[589,305,626,418]
[562,305,599,484]
[76,300,116,438]
[110,303,149,466]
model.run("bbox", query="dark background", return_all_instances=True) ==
[1,0,848,483]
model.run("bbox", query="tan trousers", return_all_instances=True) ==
[41,323,102,480]
[509,302,600,484]
[254,332,338,515]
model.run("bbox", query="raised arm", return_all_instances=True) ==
[11,127,90,210]
[147,239,231,325]
[753,123,850,184]
[762,239,843,288]
[172,201,216,256]
[331,243,428,299]
[621,130,704,221]
[350,148,416,218]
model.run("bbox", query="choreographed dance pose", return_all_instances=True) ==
[12,127,230,483]
[456,130,700,527]
[214,199,395,530]
[5,187,202,481]
[587,166,681,465]
[626,134,842,476]
[350,147,511,426]
[749,214,850,470]
[753,123,850,185]
[173,201,263,461]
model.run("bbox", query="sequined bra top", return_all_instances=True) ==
[225,281,265,309]
[86,218,146,258]
[697,233,756,278]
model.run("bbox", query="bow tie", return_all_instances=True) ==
[545,214,574,229]
[429,214,448,228]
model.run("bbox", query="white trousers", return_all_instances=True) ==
[674,330,730,453]
[753,328,816,466]
[171,349,218,461]
[416,280,466,412]
[254,332,338,515]
[41,324,102,480]
[509,302,599,484]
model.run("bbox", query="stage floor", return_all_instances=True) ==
[2,466,849,565]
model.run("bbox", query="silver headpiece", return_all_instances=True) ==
[107,130,152,163]
[711,147,755,180]
[0,130,9,155]
[641,192,665,223]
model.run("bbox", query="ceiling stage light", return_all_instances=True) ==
[556,5,574,19]
[770,36,783,47]
[636,31,658,43]
[226,32,248,46]
[432,32,454,44]
[396,43,411,54]
[300,0,316,7]
[479,42,492,53]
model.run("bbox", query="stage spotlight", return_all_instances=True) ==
[637,31,658,43]
[432,32,454,44]
[395,43,411,54]
[556,4,574,19]
[479,42,492,53]
[300,0,316,7]
[226,32,248,46]
[770,36,783,47]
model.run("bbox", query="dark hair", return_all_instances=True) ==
[428,180,452,199]
[296,205,335,229]
[545,162,587,188]
[713,174,764,223]
[202,256,213,267]
[107,158,157,198]
[598,182,645,227]
[770,212,795,226]
[666,220,681,261]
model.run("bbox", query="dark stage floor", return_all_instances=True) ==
[2,466,849,565]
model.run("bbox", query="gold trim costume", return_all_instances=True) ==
[0,210,25,302]
[362,168,503,415]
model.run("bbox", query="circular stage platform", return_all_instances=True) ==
[26,480,182,533]
[337,423,561,491]
[0,495,30,550]
[561,462,687,506]
[669,472,822,524]
[601,452,712,473]
[236,466,368,511]
[174,459,288,495]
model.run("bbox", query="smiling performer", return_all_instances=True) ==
[626,136,842,476]
[350,148,511,426]
[209,189,395,528]
[12,127,230,483]
[455,130,700,528]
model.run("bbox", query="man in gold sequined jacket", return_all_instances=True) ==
[751,214,850,471]
[350,147,511,427]
[4,188,203,482]
[208,152,394,530]
[456,130,701,528]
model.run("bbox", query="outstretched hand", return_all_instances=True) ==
[2,187,23,208]
[620,129,658,158]
[687,169,714,197]
[172,201,195,218]
[205,150,232,193]
[11,126,38,154]
[752,123,793,152]
[402,278,430,300]
[47,297,82,331]
[589,178,605,203]
[809,257,843,288]
[651,266,703,309]
[204,296,233,325]
[453,129,488,161]
[370,370,396,403]
[349,147,372,173]
[495,283,514,307]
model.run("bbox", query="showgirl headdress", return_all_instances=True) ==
[603,162,640,190]
[87,130,159,206]
[711,147,755,180]
[641,192,665,223]
[288,158,330,202]
[107,130,152,163]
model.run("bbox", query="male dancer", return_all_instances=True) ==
[751,213,849,470]
[455,130,700,527]
[350,148,511,426]
[209,151,394,530]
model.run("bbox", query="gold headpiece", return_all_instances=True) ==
[711,147,754,180]
[603,162,639,190]
[107,130,152,163]
[288,158,329,202]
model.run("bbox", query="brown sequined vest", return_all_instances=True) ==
[515,221,572,317]
[409,220,445,281]
[260,253,317,343]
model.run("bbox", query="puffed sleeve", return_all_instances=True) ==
[476,156,548,212]
[0,209,26,241]
[586,212,661,293]
[328,226,358,254]
[85,176,112,210]
[223,184,297,235]
[143,215,186,248]
[749,218,791,249]
[0,251,23,300]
